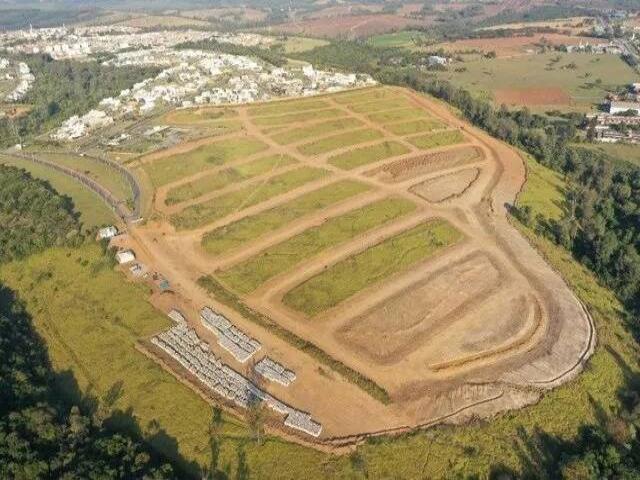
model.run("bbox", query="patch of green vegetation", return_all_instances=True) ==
[218,197,416,294]
[197,275,390,404]
[279,36,329,54]
[297,128,383,155]
[271,117,363,145]
[247,99,330,117]
[143,137,268,187]
[348,97,416,113]
[333,87,402,104]
[163,107,238,125]
[407,129,465,149]
[36,152,132,202]
[0,155,115,228]
[201,180,371,256]
[386,118,445,135]
[165,154,297,205]
[171,166,329,230]
[575,142,640,169]
[367,107,429,124]
[433,52,638,113]
[368,30,427,49]
[518,153,566,222]
[328,141,410,170]
[251,108,343,127]
[283,219,463,316]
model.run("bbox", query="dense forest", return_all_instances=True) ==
[0,166,177,478]
[0,55,160,148]
[296,41,640,317]
[0,165,82,263]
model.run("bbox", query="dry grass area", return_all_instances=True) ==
[494,87,572,107]
[122,86,594,443]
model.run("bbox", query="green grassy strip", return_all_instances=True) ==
[284,219,463,316]
[386,118,445,135]
[328,141,410,170]
[251,108,342,127]
[170,166,328,230]
[333,87,401,104]
[165,154,297,206]
[270,117,363,145]
[201,179,371,256]
[297,128,383,156]
[348,98,415,113]
[367,107,429,124]
[247,99,330,117]
[164,107,238,125]
[407,130,465,150]
[197,275,390,404]
[218,197,416,294]
[144,137,268,187]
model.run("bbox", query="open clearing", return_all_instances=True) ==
[124,85,594,443]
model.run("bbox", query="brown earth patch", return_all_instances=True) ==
[410,167,480,203]
[494,87,572,107]
[367,145,484,183]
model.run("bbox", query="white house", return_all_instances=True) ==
[115,249,135,264]
[97,226,118,240]
[609,101,640,115]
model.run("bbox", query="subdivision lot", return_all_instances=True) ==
[270,117,363,145]
[298,128,383,155]
[328,141,410,170]
[218,197,416,294]
[163,107,238,125]
[201,180,371,256]
[282,219,463,317]
[143,136,268,187]
[406,130,465,149]
[165,154,297,205]
[170,166,329,230]
[126,85,595,442]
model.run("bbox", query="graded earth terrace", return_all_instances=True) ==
[122,86,594,443]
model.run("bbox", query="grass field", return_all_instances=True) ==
[575,142,640,168]
[36,152,133,202]
[248,99,331,117]
[170,166,328,229]
[407,130,465,149]
[517,153,566,222]
[165,154,297,205]
[333,88,404,104]
[297,128,383,155]
[368,30,427,48]
[434,52,638,113]
[367,107,429,124]
[283,219,463,316]
[3,153,640,479]
[163,107,238,125]
[218,197,416,294]
[278,36,329,54]
[270,117,363,145]
[144,137,268,187]
[251,108,343,127]
[0,155,116,229]
[348,97,416,113]
[201,180,371,256]
[386,118,445,135]
[328,141,410,170]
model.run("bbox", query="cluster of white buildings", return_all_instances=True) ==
[51,45,374,141]
[2,60,35,102]
[586,84,640,144]
[201,306,262,363]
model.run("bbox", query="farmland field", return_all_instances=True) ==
[385,118,444,135]
[282,219,463,316]
[297,128,383,155]
[271,117,363,145]
[407,130,465,149]
[434,52,637,113]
